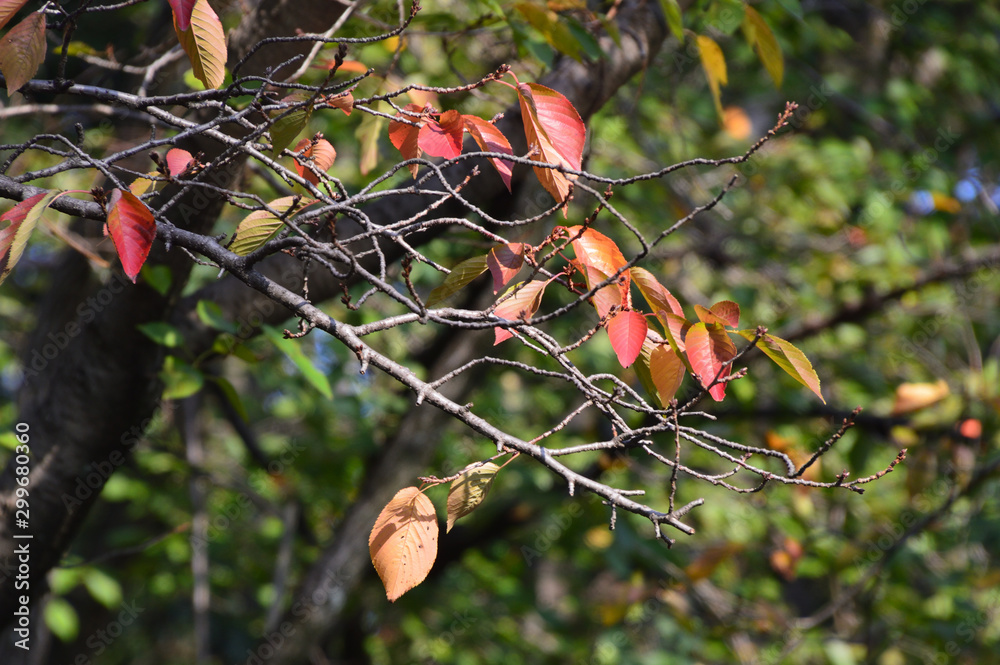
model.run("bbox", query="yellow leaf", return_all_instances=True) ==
[743,6,783,88]
[891,379,949,415]
[696,35,727,118]
[174,0,226,89]
[446,462,500,532]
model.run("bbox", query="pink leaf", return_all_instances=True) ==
[606,309,647,368]
[463,115,514,191]
[516,82,585,210]
[165,148,194,177]
[417,109,464,159]
[685,322,737,401]
[694,300,740,328]
[106,188,156,283]
[486,242,525,294]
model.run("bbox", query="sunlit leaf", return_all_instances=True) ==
[427,254,489,306]
[567,226,627,280]
[230,196,313,256]
[0,11,46,95]
[649,341,685,405]
[694,301,739,328]
[196,299,237,333]
[606,309,647,368]
[696,34,727,117]
[686,321,737,401]
[516,82,585,210]
[369,487,439,602]
[173,0,226,89]
[736,330,824,403]
[446,462,500,532]
[486,242,526,294]
[463,114,514,191]
[137,322,182,347]
[166,0,196,31]
[493,279,551,344]
[630,266,684,323]
[106,188,156,283]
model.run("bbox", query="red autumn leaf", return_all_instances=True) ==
[630,266,684,320]
[516,82,585,210]
[165,148,194,177]
[606,309,647,368]
[418,109,465,159]
[493,279,551,345]
[486,242,526,294]
[463,114,514,191]
[105,188,156,283]
[389,103,424,178]
[0,11,46,95]
[369,487,439,602]
[292,137,337,185]
[0,0,30,31]
[167,0,196,31]
[685,322,737,401]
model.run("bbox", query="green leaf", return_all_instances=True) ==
[44,597,79,643]
[196,299,237,333]
[160,355,204,400]
[270,102,313,156]
[82,569,123,609]
[658,0,684,41]
[207,375,249,422]
[230,196,311,256]
[262,325,333,399]
[743,6,784,88]
[514,3,582,62]
[737,330,824,403]
[137,322,182,347]
[141,264,172,296]
[427,254,489,306]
